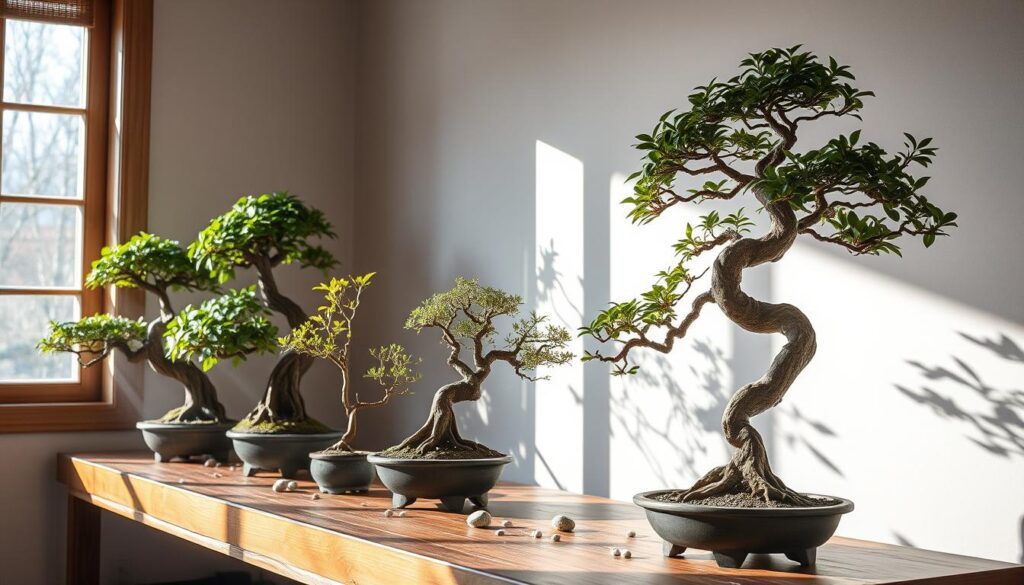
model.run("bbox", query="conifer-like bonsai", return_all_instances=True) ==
[39,234,274,423]
[383,277,573,458]
[189,192,338,433]
[582,47,956,506]
[280,273,421,453]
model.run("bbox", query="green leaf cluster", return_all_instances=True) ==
[86,232,215,291]
[189,192,338,283]
[165,287,278,371]
[38,314,147,355]
[364,343,421,391]
[280,273,376,361]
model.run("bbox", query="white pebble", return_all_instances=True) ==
[272,479,290,492]
[627,530,636,538]
[611,548,621,557]
[177,479,186,485]
[551,514,575,533]
[203,459,217,468]
[550,534,560,542]
[495,529,506,536]
[311,493,320,500]
[466,510,492,528]
[532,530,543,538]
[215,462,224,468]
[286,480,298,491]
[501,520,513,528]
[622,549,632,559]
[384,509,394,517]
[397,511,407,517]
[212,472,222,478]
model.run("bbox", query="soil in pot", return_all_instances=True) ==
[378,440,504,460]
[654,491,841,508]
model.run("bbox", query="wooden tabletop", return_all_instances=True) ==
[58,452,1022,585]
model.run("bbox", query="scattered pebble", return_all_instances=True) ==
[550,534,560,542]
[466,510,492,528]
[286,480,298,491]
[611,548,622,557]
[311,493,320,500]
[384,509,395,517]
[532,530,543,539]
[551,514,575,533]
[272,479,291,493]
[622,550,632,559]
[495,529,506,536]
[397,511,407,517]
[501,520,513,528]
[215,462,224,468]
[212,472,222,478]
[203,459,217,468]
[177,479,186,485]
[627,530,636,538]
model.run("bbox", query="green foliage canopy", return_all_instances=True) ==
[165,287,278,371]
[189,192,337,283]
[86,233,215,292]
[39,314,147,365]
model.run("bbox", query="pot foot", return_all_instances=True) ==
[785,547,817,567]
[393,494,416,508]
[439,495,466,513]
[153,452,169,463]
[242,463,258,477]
[662,542,686,558]
[468,494,488,508]
[712,550,748,569]
[279,466,299,479]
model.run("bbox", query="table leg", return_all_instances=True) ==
[66,495,101,585]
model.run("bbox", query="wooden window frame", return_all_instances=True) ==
[0,0,152,433]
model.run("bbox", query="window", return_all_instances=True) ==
[0,0,152,432]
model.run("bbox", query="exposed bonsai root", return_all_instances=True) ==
[677,426,816,506]
[156,403,223,424]
[240,351,314,428]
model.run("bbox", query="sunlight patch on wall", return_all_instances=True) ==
[774,242,1024,563]
[533,140,585,492]
[606,172,735,501]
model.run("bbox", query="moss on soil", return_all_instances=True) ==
[231,417,333,435]
[652,491,840,508]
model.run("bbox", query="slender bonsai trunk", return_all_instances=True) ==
[678,192,817,506]
[393,377,485,455]
[242,256,314,425]
[143,320,227,424]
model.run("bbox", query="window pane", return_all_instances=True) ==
[1,110,85,198]
[0,203,82,288]
[0,295,79,382]
[3,19,86,108]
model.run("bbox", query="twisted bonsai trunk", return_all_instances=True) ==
[391,375,495,456]
[141,319,228,424]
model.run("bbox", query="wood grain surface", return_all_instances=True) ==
[58,452,1023,585]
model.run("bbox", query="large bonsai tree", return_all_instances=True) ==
[189,192,337,432]
[384,277,573,458]
[39,233,273,423]
[581,47,956,505]
[280,273,421,452]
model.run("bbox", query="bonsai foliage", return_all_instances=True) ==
[39,233,239,423]
[384,277,573,458]
[165,287,279,371]
[189,192,338,431]
[280,273,421,452]
[581,46,955,505]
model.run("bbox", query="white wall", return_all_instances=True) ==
[352,0,1024,563]
[0,0,354,583]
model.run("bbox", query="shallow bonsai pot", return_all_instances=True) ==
[136,421,235,463]
[309,451,375,494]
[634,490,854,569]
[367,454,512,512]
[226,430,342,479]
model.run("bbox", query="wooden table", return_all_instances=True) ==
[58,452,1023,585]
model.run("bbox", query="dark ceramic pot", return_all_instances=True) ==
[136,421,234,462]
[367,454,512,512]
[309,451,375,494]
[634,490,854,569]
[226,430,341,479]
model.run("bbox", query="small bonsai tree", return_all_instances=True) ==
[383,277,573,458]
[39,233,272,423]
[581,46,956,506]
[280,273,421,453]
[189,192,338,433]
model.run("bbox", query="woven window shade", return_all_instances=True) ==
[0,0,95,27]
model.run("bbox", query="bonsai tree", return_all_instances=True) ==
[581,46,956,506]
[38,233,273,423]
[189,192,338,433]
[383,277,573,458]
[279,273,421,453]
